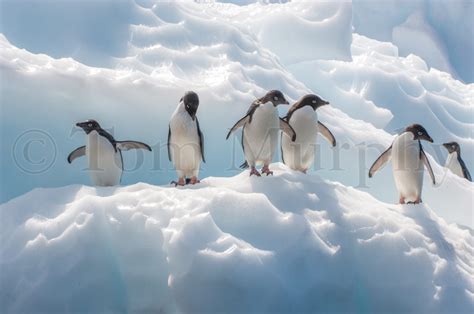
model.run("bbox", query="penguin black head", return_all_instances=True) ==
[299,94,329,110]
[181,91,199,121]
[264,90,289,106]
[405,124,433,142]
[443,141,460,154]
[76,119,102,134]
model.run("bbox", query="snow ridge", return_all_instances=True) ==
[1,164,473,313]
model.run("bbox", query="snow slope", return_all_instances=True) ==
[1,164,473,313]
[0,1,473,227]
[352,0,474,83]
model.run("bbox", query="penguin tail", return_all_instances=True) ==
[240,161,249,169]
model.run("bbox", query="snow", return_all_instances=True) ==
[1,164,473,313]
[210,1,353,64]
[0,1,473,310]
[0,0,472,228]
[352,0,474,83]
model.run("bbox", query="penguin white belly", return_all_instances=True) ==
[243,103,279,166]
[445,152,464,178]
[282,106,317,171]
[391,133,423,201]
[86,131,122,186]
[170,111,201,178]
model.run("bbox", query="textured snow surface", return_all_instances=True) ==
[0,3,472,225]
[1,164,473,313]
[352,0,474,83]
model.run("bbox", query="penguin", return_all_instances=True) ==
[368,124,436,204]
[68,119,152,186]
[226,90,296,176]
[168,91,205,186]
[443,142,471,181]
[281,94,336,173]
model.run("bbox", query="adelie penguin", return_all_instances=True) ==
[369,124,436,204]
[68,119,152,186]
[226,90,296,176]
[281,94,336,173]
[168,91,205,186]
[443,142,471,181]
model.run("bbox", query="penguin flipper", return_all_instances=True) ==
[317,121,336,147]
[280,131,285,164]
[226,115,249,140]
[458,157,472,182]
[240,161,249,169]
[368,145,392,178]
[116,141,152,151]
[67,146,86,164]
[196,118,205,163]
[420,147,436,185]
[168,125,172,162]
[279,118,296,141]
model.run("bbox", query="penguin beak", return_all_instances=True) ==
[282,99,289,105]
[426,135,434,143]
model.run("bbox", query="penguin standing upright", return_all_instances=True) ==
[443,142,471,181]
[68,119,152,186]
[168,91,205,186]
[226,90,296,176]
[369,124,436,204]
[281,94,336,173]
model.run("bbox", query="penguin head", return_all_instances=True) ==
[443,141,460,154]
[76,119,101,134]
[406,124,433,142]
[181,91,199,121]
[265,90,289,106]
[299,94,329,110]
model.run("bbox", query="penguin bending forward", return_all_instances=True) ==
[226,90,296,176]
[168,91,205,186]
[68,119,152,186]
[369,124,436,204]
[443,142,471,181]
[281,94,336,173]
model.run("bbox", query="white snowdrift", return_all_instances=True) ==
[352,0,474,83]
[0,0,472,228]
[208,1,353,64]
[1,164,473,313]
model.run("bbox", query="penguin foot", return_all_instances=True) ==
[261,166,273,176]
[406,200,422,205]
[301,169,307,174]
[399,196,406,204]
[171,178,187,187]
[190,177,200,185]
[250,167,261,177]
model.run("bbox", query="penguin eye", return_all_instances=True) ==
[418,131,423,136]
[312,100,317,104]
[88,123,92,127]
[273,96,278,101]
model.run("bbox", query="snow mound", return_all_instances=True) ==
[1,164,473,313]
[352,0,474,83]
[0,0,472,228]
[289,34,474,145]
[208,1,353,64]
